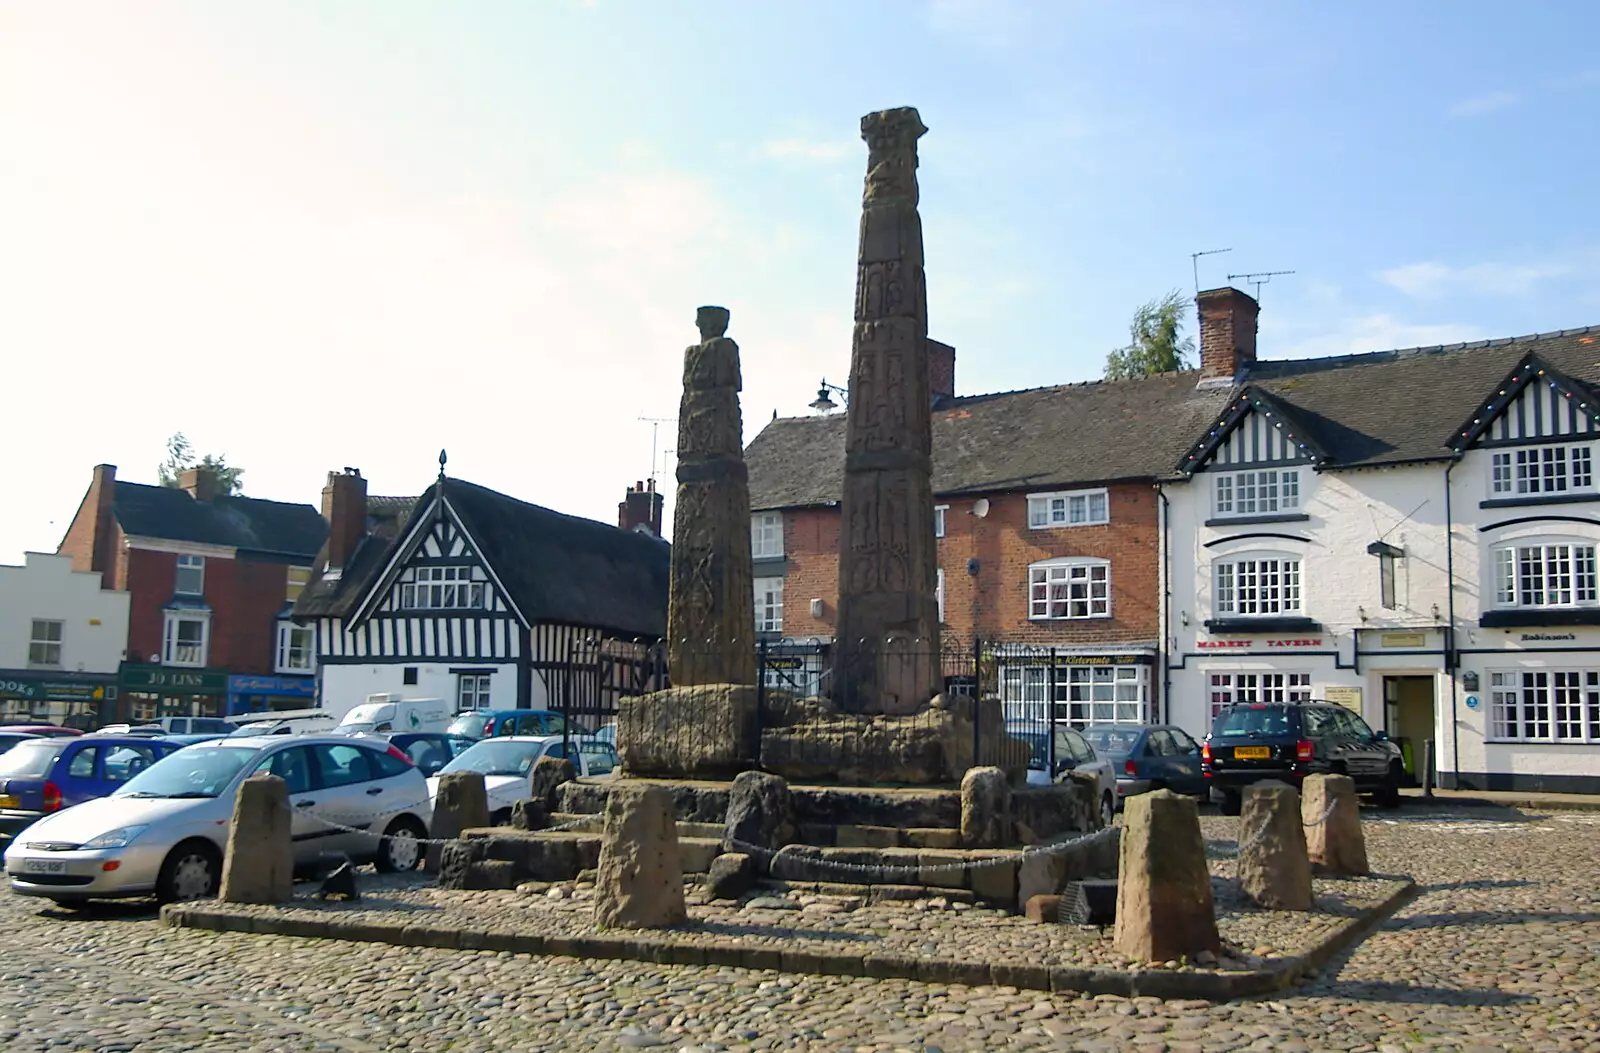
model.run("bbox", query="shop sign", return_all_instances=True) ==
[119,664,228,694]
[227,675,315,698]
[1520,633,1578,643]
[1381,632,1427,648]
[1196,638,1325,650]
[0,671,115,703]
[1323,686,1362,713]
[1051,653,1152,666]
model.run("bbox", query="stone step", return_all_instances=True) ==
[460,827,723,879]
[750,877,977,904]
[546,813,723,841]
[797,824,964,849]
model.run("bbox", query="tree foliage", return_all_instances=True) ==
[1103,290,1196,379]
[158,432,244,496]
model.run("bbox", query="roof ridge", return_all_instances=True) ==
[1256,323,1600,373]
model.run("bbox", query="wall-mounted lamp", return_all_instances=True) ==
[809,378,849,414]
[1357,606,1368,623]
[1431,603,1441,623]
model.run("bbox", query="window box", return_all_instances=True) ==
[1027,489,1109,529]
[1212,468,1303,520]
[1480,493,1599,510]
[1204,616,1323,634]
[1479,609,1600,629]
[1028,559,1110,620]
[1204,513,1311,527]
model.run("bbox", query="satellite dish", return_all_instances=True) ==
[148,654,160,664]
[972,498,990,518]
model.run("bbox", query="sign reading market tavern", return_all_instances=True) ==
[1196,637,1326,650]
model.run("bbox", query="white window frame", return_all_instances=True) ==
[1207,671,1312,718]
[162,611,210,668]
[275,622,315,674]
[998,660,1149,726]
[936,568,945,622]
[934,505,948,539]
[751,513,784,559]
[754,576,784,634]
[28,619,63,668]
[1026,488,1109,529]
[1028,558,1111,621]
[1490,540,1599,610]
[1211,468,1302,518]
[1213,554,1303,617]
[175,554,205,596]
[399,566,485,610]
[1490,443,1597,497]
[1489,669,1600,743]
[458,673,492,710]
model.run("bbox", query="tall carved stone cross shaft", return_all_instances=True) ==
[832,107,942,714]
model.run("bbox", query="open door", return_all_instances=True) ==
[1383,675,1436,787]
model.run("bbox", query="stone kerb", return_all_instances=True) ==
[1303,773,1369,876]
[425,771,490,874]
[1237,780,1314,911]
[1113,788,1220,964]
[219,773,293,904]
[594,784,687,930]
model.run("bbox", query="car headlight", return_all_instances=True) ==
[81,825,150,850]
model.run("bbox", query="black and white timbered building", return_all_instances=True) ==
[294,468,669,725]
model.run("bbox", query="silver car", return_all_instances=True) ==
[2,735,432,906]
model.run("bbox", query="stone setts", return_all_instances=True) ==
[959,766,1010,848]
[594,785,687,930]
[1304,773,1369,876]
[1237,780,1314,911]
[425,771,490,873]
[219,774,293,904]
[617,684,759,779]
[1114,789,1221,963]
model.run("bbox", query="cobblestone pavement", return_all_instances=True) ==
[3,807,1597,1053]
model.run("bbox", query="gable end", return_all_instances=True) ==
[1448,353,1600,451]
[1178,387,1326,475]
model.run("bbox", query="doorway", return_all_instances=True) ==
[1383,676,1436,786]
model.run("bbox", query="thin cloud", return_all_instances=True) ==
[1448,90,1521,117]
[1275,314,1487,361]
[1379,260,1571,298]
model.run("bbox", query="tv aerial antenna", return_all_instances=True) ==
[638,416,676,484]
[1227,269,1296,301]
[1190,248,1232,295]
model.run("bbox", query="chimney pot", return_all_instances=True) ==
[1196,286,1259,385]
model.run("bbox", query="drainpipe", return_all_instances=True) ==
[1444,456,1461,787]
[1158,484,1172,726]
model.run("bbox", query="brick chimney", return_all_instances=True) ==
[618,479,664,536]
[179,466,219,503]
[321,468,368,572]
[928,339,956,404]
[59,464,119,583]
[1196,286,1260,385]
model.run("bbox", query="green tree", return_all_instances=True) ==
[1103,290,1196,379]
[158,432,244,495]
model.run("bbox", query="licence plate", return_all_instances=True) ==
[1233,746,1271,759]
[0,795,17,809]
[23,859,66,875]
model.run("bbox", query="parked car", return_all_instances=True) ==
[337,731,474,777]
[1203,701,1404,815]
[0,725,82,738]
[0,735,182,842]
[1018,724,1118,828]
[98,718,235,737]
[1080,724,1206,802]
[227,710,338,737]
[163,734,232,748]
[446,709,568,741]
[426,735,615,823]
[592,723,616,745]
[335,699,450,736]
[0,732,40,756]
[2,734,432,905]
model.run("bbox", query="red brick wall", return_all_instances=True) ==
[770,482,1161,647]
[124,549,290,674]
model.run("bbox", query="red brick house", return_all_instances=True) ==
[57,464,328,722]
[744,339,1231,725]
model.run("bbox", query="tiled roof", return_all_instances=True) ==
[112,481,326,558]
[292,495,416,619]
[746,372,1234,510]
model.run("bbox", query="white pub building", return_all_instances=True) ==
[1162,287,1600,794]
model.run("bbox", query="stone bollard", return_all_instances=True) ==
[594,784,687,929]
[530,755,577,812]
[424,771,489,874]
[1113,788,1220,963]
[960,766,1011,848]
[722,771,796,867]
[219,774,293,904]
[1303,773,1369,876]
[1237,780,1313,910]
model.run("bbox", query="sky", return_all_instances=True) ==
[2,1,1597,564]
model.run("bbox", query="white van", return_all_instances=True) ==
[335,697,450,735]
[227,709,338,737]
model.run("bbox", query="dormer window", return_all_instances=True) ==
[1213,468,1301,518]
[1489,444,1595,497]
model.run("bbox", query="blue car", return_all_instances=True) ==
[0,735,181,842]
[446,710,568,741]
[1080,724,1207,802]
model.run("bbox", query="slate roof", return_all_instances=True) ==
[291,495,416,619]
[112,481,327,558]
[747,325,1600,510]
[294,479,670,641]
[746,371,1234,509]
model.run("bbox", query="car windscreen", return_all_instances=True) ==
[0,739,67,778]
[113,745,259,798]
[1213,705,1296,738]
[446,715,488,739]
[1082,728,1141,757]
[440,740,544,777]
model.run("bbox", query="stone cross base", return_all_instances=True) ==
[616,684,758,779]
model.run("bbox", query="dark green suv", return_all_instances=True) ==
[1202,701,1404,814]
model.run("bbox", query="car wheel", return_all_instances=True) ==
[1378,763,1402,809]
[157,840,221,904]
[375,816,425,873]
[1099,792,1115,829]
[1220,790,1243,816]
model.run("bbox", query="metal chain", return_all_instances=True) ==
[1221,798,1343,863]
[271,798,602,847]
